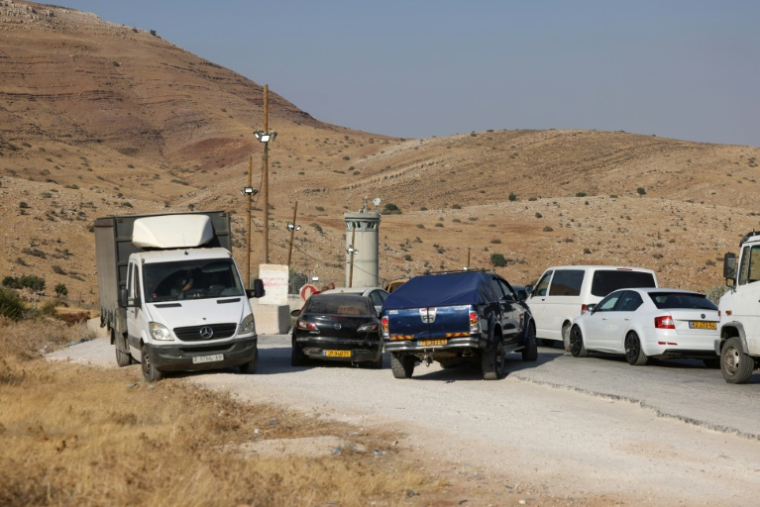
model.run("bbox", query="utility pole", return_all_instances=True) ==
[467,247,471,270]
[262,84,270,264]
[287,201,299,266]
[246,155,253,289]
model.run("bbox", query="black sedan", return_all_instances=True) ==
[291,294,383,368]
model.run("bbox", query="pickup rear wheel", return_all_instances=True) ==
[522,323,538,362]
[569,326,588,358]
[721,337,755,384]
[141,344,164,382]
[481,334,505,380]
[391,353,415,379]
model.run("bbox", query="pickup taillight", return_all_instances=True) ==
[381,316,389,340]
[469,311,479,334]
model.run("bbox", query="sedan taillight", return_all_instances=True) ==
[358,322,379,333]
[297,319,318,331]
[654,315,675,329]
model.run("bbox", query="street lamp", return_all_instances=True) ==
[242,155,260,290]
[254,85,277,264]
[286,221,301,266]
[347,245,359,288]
[254,130,277,143]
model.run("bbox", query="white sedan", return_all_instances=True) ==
[568,288,719,367]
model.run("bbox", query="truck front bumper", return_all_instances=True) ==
[146,336,258,372]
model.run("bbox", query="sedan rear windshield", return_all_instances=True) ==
[591,270,656,297]
[648,292,718,310]
[306,296,373,316]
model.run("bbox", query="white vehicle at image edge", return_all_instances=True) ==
[526,265,658,349]
[717,231,760,384]
[569,288,719,367]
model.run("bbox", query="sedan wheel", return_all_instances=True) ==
[291,341,306,367]
[569,326,588,357]
[721,337,755,384]
[624,332,648,366]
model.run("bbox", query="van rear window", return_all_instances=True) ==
[548,270,585,296]
[591,270,656,297]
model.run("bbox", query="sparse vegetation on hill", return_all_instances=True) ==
[0,0,758,304]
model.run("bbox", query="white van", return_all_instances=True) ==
[526,266,658,348]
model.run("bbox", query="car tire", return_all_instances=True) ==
[522,322,538,362]
[702,357,720,369]
[624,332,649,366]
[114,330,133,367]
[291,341,306,367]
[481,333,505,380]
[390,353,415,379]
[569,325,588,358]
[239,346,258,374]
[721,337,755,384]
[141,343,164,382]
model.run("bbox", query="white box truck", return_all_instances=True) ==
[717,231,760,383]
[95,211,264,381]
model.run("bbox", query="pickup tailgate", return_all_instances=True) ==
[386,305,471,341]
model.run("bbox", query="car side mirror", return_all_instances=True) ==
[586,304,597,313]
[290,309,301,318]
[515,290,527,301]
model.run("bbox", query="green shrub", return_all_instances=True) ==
[508,193,517,202]
[0,287,25,321]
[576,192,587,197]
[55,283,68,297]
[490,253,507,267]
[636,187,647,196]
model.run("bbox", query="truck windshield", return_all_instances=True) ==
[143,259,244,302]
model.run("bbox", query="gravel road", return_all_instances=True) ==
[51,335,760,506]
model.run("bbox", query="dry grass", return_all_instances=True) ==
[0,319,434,507]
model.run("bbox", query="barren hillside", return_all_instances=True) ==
[1,0,759,308]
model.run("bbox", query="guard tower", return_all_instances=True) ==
[344,200,380,287]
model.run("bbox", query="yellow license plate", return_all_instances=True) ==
[689,321,717,330]
[324,350,351,358]
[418,339,447,347]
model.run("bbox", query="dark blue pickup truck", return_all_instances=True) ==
[381,271,537,380]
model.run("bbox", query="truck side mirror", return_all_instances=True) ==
[119,288,140,308]
[724,252,737,286]
[247,278,266,299]
[119,288,128,307]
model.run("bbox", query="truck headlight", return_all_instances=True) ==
[239,313,256,335]
[149,322,174,341]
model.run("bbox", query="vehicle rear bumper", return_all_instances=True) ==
[383,336,482,354]
[146,336,258,372]
[294,335,382,362]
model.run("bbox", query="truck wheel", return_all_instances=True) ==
[481,335,505,380]
[522,323,538,362]
[624,332,649,366]
[721,337,755,384]
[114,330,133,367]
[141,344,164,382]
[390,353,415,379]
[291,342,306,367]
[569,326,588,357]
[239,346,258,374]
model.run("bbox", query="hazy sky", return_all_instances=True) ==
[55,1,759,147]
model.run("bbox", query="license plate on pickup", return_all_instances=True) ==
[324,350,351,358]
[418,339,447,347]
[192,353,224,364]
[689,321,717,330]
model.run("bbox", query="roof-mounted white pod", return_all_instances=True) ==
[132,215,214,249]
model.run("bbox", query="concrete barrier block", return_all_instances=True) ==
[251,303,291,335]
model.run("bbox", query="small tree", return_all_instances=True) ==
[508,193,517,202]
[636,187,647,196]
[491,253,507,267]
[55,283,68,297]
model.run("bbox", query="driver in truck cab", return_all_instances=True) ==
[170,272,193,296]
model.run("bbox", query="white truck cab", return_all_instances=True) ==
[717,231,760,383]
